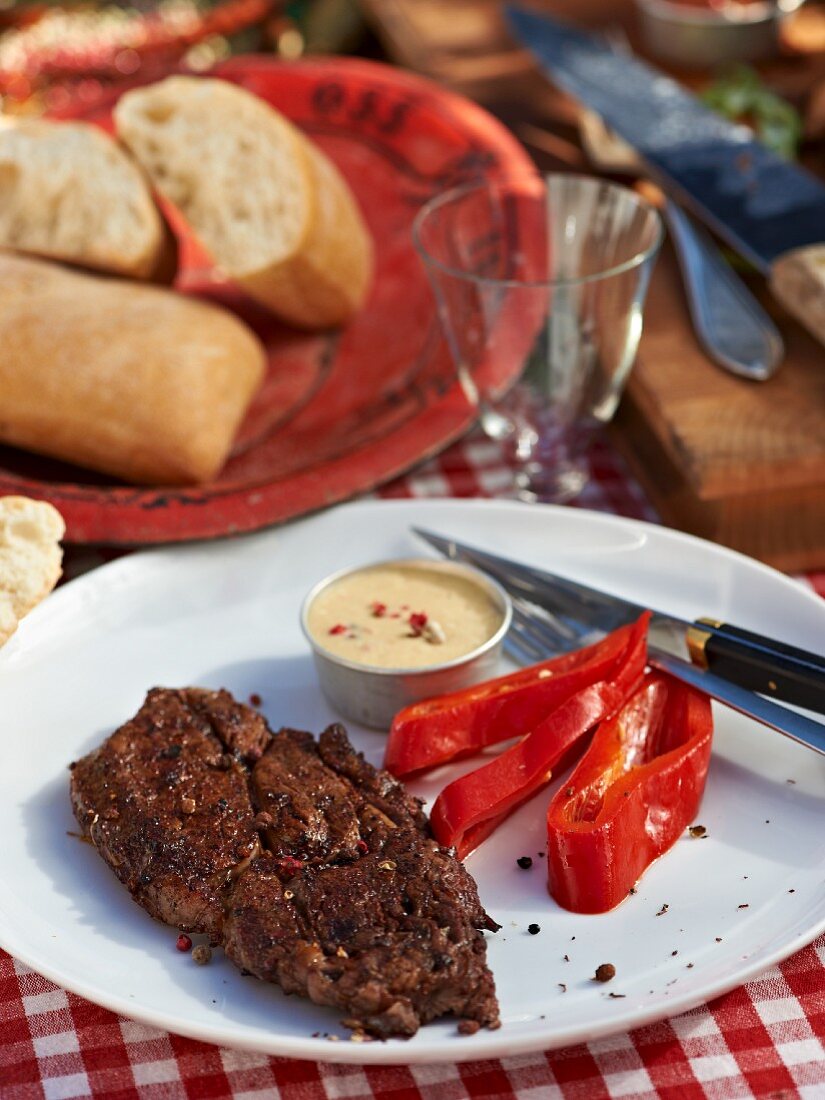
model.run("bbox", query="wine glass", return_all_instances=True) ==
[413,173,664,503]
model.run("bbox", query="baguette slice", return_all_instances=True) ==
[0,254,266,485]
[114,76,374,329]
[0,496,64,648]
[0,119,167,279]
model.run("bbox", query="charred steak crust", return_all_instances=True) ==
[316,724,429,833]
[71,694,500,1038]
[251,729,364,865]
[69,688,266,935]
[224,830,499,1038]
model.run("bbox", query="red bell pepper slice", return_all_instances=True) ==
[384,614,651,778]
[429,614,649,859]
[545,670,714,914]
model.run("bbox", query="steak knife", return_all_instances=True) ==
[506,5,825,349]
[412,527,825,716]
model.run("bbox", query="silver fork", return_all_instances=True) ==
[505,598,602,665]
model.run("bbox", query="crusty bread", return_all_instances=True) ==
[0,119,168,279]
[114,76,374,329]
[0,496,64,648]
[0,254,266,485]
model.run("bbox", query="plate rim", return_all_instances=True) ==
[2,498,824,1064]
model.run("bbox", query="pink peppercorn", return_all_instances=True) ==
[176,933,192,952]
[408,612,428,636]
[277,856,305,873]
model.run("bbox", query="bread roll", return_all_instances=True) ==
[0,254,265,485]
[0,496,64,648]
[0,119,167,279]
[114,76,374,329]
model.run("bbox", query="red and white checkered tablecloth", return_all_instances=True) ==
[3,430,824,1100]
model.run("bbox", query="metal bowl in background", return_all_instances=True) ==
[634,0,804,67]
[300,558,513,730]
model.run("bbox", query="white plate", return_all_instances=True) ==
[1,499,823,1065]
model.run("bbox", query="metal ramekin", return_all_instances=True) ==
[635,0,792,66]
[300,558,513,730]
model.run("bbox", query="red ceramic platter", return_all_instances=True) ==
[0,56,533,544]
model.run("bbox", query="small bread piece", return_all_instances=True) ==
[0,119,166,279]
[0,496,64,647]
[114,76,373,329]
[0,254,266,485]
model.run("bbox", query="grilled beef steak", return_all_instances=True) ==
[70,689,500,1038]
[226,726,499,1037]
[70,688,268,935]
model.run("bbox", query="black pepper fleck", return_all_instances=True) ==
[656,903,669,916]
[517,856,533,870]
[528,924,540,935]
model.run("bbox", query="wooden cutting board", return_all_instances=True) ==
[613,242,825,572]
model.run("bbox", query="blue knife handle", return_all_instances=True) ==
[688,619,825,714]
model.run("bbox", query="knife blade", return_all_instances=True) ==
[412,527,825,715]
[505,5,825,348]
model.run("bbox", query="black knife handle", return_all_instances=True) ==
[686,619,825,714]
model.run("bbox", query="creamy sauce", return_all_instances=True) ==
[307,562,503,669]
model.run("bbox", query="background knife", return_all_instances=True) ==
[412,526,825,715]
[505,5,825,349]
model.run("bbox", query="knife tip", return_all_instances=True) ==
[410,526,453,557]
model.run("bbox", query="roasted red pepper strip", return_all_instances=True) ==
[384,615,650,778]
[429,615,649,859]
[545,670,714,914]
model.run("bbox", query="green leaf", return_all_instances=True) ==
[701,64,802,160]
